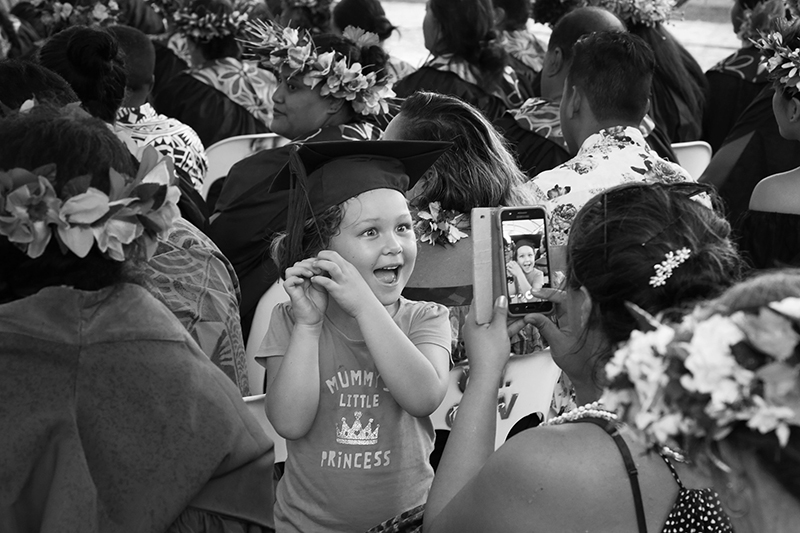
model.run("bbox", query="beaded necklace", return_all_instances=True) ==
[542,400,618,426]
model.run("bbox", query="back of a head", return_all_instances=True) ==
[548,6,625,62]
[493,0,531,32]
[108,25,155,92]
[332,0,396,41]
[38,26,126,123]
[567,182,742,348]
[281,0,333,34]
[0,106,137,296]
[0,59,79,111]
[181,0,243,60]
[568,30,653,124]
[430,0,507,80]
[396,91,526,212]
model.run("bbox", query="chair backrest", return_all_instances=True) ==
[671,140,712,180]
[243,394,288,463]
[202,133,289,199]
[245,280,290,394]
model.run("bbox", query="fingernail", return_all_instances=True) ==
[497,295,507,307]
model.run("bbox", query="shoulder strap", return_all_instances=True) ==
[659,453,685,489]
[578,418,648,533]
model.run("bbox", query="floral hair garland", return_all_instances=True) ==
[532,0,676,28]
[0,146,180,262]
[754,20,800,94]
[415,202,469,247]
[603,298,800,459]
[30,0,120,36]
[171,0,250,42]
[241,21,395,115]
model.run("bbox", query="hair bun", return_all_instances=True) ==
[66,29,118,77]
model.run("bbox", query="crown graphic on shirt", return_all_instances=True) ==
[336,411,380,445]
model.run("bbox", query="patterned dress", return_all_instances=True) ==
[115,103,208,192]
[702,46,770,152]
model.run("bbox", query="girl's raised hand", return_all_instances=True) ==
[307,250,376,318]
[283,258,329,325]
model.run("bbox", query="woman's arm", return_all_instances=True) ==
[424,297,511,529]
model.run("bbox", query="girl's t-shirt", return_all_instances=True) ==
[259,298,451,533]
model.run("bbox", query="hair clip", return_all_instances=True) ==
[649,248,691,288]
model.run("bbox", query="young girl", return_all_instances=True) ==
[258,140,452,532]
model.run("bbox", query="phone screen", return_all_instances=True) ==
[499,207,554,316]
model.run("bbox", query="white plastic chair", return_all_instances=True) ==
[243,394,287,463]
[202,133,290,200]
[671,140,712,180]
[245,280,290,395]
[430,350,561,449]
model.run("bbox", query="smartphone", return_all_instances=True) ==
[497,206,554,317]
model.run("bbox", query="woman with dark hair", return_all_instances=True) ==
[394,0,534,121]
[278,0,332,34]
[332,0,415,81]
[417,182,741,532]
[607,269,800,532]
[0,106,275,531]
[38,25,126,123]
[153,0,276,147]
[208,22,392,338]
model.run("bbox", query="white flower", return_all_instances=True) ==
[681,315,744,394]
[734,307,800,361]
[747,396,795,446]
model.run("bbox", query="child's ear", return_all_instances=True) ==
[789,96,800,122]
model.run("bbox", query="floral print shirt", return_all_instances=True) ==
[522,126,692,246]
[499,29,546,73]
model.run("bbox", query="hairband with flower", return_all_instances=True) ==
[32,0,120,36]
[603,298,800,459]
[0,146,180,262]
[532,0,677,28]
[754,19,800,94]
[171,0,250,42]
[241,21,395,115]
[414,202,469,247]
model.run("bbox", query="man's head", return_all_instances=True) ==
[108,25,155,108]
[540,7,625,99]
[559,31,654,152]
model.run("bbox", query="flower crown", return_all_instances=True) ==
[532,0,676,27]
[754,20,800,94]
[32,0,120,35]
[241,21,395,115]
[0,147,180,262]
[603,299,800,458]
[171,0,250,42]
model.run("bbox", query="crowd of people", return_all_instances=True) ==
[2,0,800,531]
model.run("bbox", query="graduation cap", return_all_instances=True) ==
[272,139,451,272]
[511,234,542,250]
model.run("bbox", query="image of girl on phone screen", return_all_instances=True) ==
[256,140,453,532]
